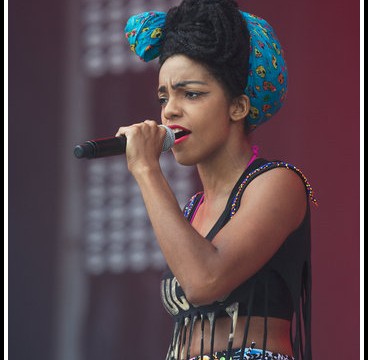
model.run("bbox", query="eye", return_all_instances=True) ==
[185,91,207,100]
[158,97,168,106]
[185,91,202,99]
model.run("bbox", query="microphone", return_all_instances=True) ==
[73,125,176,159]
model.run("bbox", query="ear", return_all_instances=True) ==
[229,95,250,122]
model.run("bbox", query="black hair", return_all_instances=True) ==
[159,0,250,102]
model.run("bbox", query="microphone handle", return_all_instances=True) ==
[74,137,127,159]
[73,125,176,159]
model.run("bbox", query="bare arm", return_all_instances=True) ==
[135,165,307,305]
[116,121,307,305]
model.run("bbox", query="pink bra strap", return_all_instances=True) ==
[246,145,259,168]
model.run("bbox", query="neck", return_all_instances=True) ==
[196,137,255,202]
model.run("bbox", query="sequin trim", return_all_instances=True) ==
[230,161,318,218]
[183,192,204,219]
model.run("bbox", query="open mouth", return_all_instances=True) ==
[171,127,191,140]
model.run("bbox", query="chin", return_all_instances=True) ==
[171,151,199,167]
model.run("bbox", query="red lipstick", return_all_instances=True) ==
[168,125,191,145]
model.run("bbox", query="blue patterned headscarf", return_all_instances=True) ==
[124,10,288,130]
[125,11,166,63]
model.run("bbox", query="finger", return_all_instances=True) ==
[115,126,128,137]
[143,120,158,126]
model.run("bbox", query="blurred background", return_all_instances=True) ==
[8,0,361,359]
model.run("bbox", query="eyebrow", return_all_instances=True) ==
[158,80,208,93]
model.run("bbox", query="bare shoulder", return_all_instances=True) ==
[249,166,307,195]
[242,166,308,231]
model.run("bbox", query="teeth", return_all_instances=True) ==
[172,128,190,140]
[173,128,183,133]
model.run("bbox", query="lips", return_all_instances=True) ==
[168,125,191,144]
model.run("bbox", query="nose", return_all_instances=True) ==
[162,97,182,121]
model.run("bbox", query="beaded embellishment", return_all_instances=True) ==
[183,162,317,221]
[183,192,203,219]
[230,161,318,218]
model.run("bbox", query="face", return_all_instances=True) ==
[158,55,236,166]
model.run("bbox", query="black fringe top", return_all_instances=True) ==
[160,158,314,360]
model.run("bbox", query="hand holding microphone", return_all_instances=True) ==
[74,124,176,159]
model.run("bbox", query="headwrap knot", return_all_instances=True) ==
[125,11,166,62]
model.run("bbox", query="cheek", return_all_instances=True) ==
[194,116,231,153]
[202,104,231,133]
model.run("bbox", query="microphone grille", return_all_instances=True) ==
[160,125,175,152]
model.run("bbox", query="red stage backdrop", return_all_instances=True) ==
[9,0,361,359]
